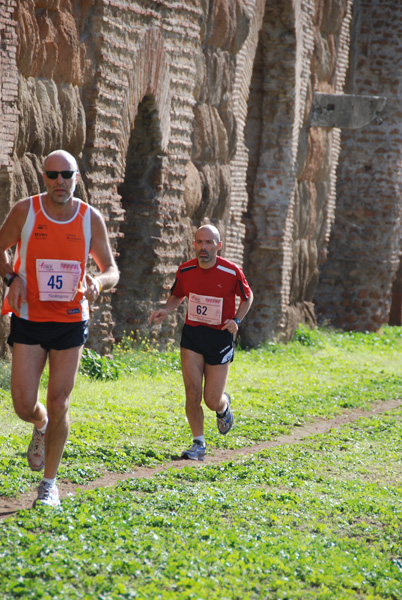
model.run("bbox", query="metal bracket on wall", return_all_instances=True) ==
[310,93,387,129]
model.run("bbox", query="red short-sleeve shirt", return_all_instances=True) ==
[171,256,252,329]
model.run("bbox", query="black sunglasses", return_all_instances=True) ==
[45,170,77,180]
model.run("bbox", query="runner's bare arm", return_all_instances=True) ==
[221,290,254,332]
[149,294,184,325]
[235,290,254,322]
[86,207,120,302]
[0,200,30,276]
[0,200,31,309]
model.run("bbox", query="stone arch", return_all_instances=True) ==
[241,0,301,346]
[82,26,171,350]
[110,28,171,342]
[112,94,165,341]
[121,28,171,156]
[315,0,402,332]
[240,0,352,345]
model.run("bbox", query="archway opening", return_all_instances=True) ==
[112,95,163,342]
[241,0,297,345]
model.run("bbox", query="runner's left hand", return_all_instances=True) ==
[221,319,238,334]
[85,273,101,303]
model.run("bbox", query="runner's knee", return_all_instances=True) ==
[185,387,202,406]
[46,395,70,420]
[13,403,36,422]
[204,393,226,412]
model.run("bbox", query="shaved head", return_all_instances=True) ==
[44,150,78,172]
[196,224,221,244]
[194,224,222,268]
[42,149,79,205]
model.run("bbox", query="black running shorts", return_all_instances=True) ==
[7,314,89,351]
[180,324,234,365]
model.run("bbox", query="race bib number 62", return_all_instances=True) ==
[188,292,223,325]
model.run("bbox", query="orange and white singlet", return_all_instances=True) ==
[2,194,91,322]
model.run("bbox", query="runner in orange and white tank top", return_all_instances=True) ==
[0,149,120,508]
[2,193,91,322]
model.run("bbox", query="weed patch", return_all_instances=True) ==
[1,327,402,495]
[0,411,401,599]
[0,327,402,597]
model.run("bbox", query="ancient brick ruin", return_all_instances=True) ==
[314,0,402,332]
[0,0,398,355]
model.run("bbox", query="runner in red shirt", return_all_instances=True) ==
[149,224,253,460]
[0,150,119,507]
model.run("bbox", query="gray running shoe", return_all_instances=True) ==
[33,481,60,507]
[181,440,206,461]
[216,392,234,435]
[27,426,45,471]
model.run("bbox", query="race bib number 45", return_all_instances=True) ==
[188,292,223,325]
[36,259,82,302]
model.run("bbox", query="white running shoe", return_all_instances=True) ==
[33,481,60,507]
[27,426,45,471]
[181,440,206,461]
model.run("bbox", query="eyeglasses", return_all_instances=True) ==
[45,170,77,180]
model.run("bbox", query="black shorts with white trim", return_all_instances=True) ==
[180,324,234,365]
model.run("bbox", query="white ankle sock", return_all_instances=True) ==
[193,435,205,446]
[42,477,56,487]
[38,419,48,434]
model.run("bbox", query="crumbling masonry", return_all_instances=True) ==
[0,0,400,355]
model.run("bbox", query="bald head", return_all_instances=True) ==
[42,150,80,206]
[44,150,78,172]
[196,224,221,244]
[194,224,222,268]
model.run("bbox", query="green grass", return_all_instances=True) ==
[1,326,402,494]
[1,410,401,599]
[0,326,401,598]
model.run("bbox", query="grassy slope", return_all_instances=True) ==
[0,326,401,598]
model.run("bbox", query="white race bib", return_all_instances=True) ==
[36,259,82,302]
[188,292,223,325]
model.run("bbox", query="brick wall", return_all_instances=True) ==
[0,0,18,355]
[315,0,402,332]
[0,0,398,354]
[240,0,353,345]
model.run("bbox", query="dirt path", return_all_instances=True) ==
[1,398,401,519]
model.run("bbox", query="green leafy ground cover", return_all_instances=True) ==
[0,327,401,598]
[1,326,402,496]
[1,410,401,599]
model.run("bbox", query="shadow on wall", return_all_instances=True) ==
[111,95,165,343]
